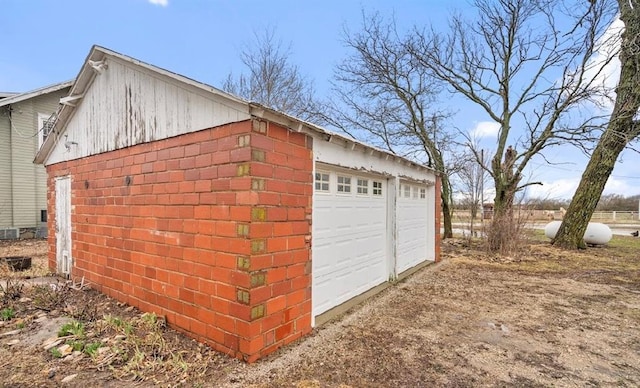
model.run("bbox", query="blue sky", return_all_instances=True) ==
[1,0,638,200]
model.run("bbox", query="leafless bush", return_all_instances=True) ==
[0,278,24,307]
[31,281,72,312]
[0,262,25,306]
[486,206,533,255]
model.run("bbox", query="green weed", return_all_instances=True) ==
[58,320,85,337]
[0,307,15,321]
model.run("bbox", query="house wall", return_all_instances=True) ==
[0,89,68,229]
[46,118,312,362]
[0,108,11,227]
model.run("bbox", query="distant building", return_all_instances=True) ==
[0,81,72,238]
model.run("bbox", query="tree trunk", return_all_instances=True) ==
[486,144,520,252]
[487,178,518,252]
[553,1,640,249]
[553,129,629,249]
[441,174,454,239]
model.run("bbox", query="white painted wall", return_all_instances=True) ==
[46,58,251,166]
[310,134,436,184]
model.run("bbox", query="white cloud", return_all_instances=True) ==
[525,175,640,200]
[526,178,581,200]
[148,0,168,6]
[470,121,500,138]
[581,18,624,110]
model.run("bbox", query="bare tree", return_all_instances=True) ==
[454,148,490,239]
[223,28,321,122]
[456,148,489,220]
[408,0,617,252]
[554,0,640,249]
[322,14,458,238]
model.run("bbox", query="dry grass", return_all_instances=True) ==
[446,231,640,290]
[0,239,50,279]
[1,236,640,386]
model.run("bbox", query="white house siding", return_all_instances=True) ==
[0,90,67,229]
[0,111,12,227]
[46,58,251,166]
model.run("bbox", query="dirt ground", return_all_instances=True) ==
[1,234,639,387]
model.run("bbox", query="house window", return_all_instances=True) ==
[357,178,368,195]
[337,175,351,193]
[420,188,426,199]
[37,113,55,148]
[315,172,330,192]
[373,181,383,196]
[404,185,411,198]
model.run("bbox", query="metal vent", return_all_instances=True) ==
[0,228,19,240]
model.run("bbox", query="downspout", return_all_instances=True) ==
[7,106,14,227]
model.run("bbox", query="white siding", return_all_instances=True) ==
[0,91,66,228]
[46,58,251,165]
[311,135,435,184]
[0,110,11,227]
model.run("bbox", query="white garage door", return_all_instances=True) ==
[312,167,388,317]
[396,181,431,274]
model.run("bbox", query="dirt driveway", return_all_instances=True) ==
[1,237,639,387]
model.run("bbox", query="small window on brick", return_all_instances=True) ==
[404,185,411,198]
[420,188,426,199]
[373,181,383,196]
[357,178,368,195]
[315,172,330,192]
[337,175,351,193]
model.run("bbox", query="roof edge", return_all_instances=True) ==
[0,81,73,108]
[248,103,437,174]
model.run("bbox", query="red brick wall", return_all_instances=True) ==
[46,119,312,362]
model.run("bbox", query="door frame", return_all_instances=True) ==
[55,176,72,277]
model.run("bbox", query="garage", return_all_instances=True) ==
[37,46,440,361]
[396,181,432,274]
[312,166,389,316]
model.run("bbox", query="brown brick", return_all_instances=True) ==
[237,224,249,237]
[251,239,266,254]
[251,149,265,162]
[251,179,265,191]
[250,271,266,288]
[237,134,251,147]
[251,208,266,222]
[252,119,267,133]
[237,256,250,271]
[236,289,250,305]
[250,304,265,320]
[236,164,250,177]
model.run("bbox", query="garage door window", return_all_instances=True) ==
[315,172,330,192]
[403,185,411,198]
[357,178,369,195]
[373,181,383,196]
[337,175,352,193]
[420,188,426,199]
